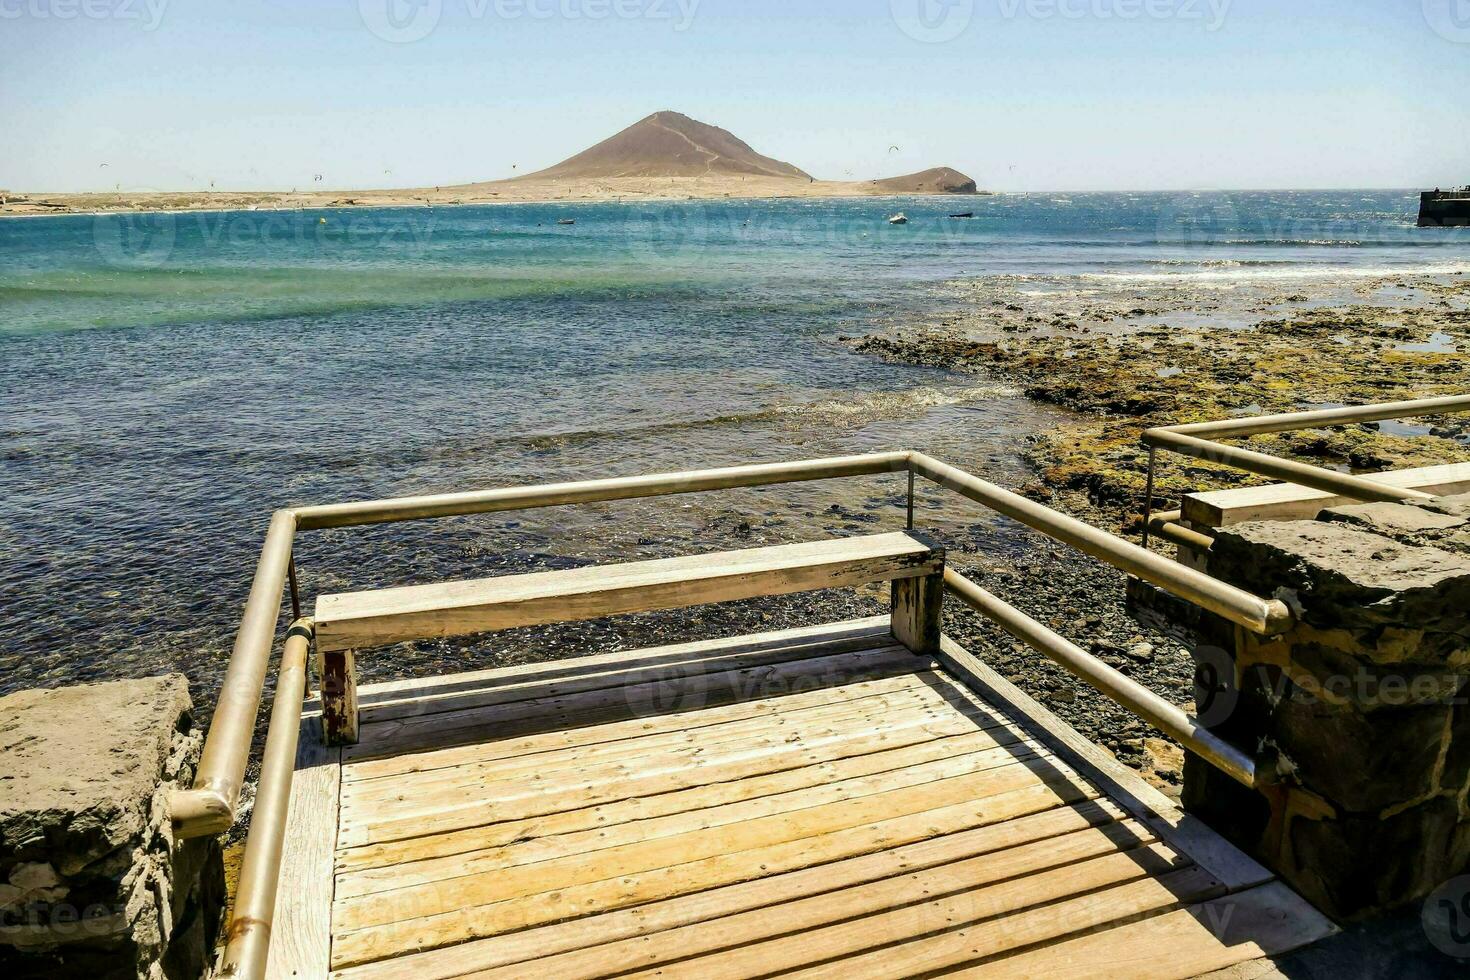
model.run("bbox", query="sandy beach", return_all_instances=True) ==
[0,173,989,218]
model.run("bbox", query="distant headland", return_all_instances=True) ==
[0,110,984,217]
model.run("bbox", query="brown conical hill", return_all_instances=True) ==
[871,167,978,194]
[521,110,813,181]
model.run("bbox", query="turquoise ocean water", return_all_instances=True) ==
[2,191,1466,700]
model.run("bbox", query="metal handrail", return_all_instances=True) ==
[944,569,1255,788]
[169,510,298,836]
[169,455,910,837]
[172,450,1293,841]
[1140,393,1470,549]
[185,450,1307,979]
[1146,429,1435,504]
[214,619,312,980]
[1147,509,1214,551]
[293,453,912,530]
[907,454,1289,635]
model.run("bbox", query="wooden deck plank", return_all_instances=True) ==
[337,709,1024,848]
[315,533,940,652]
[330,802,1133,980]
[334,726,1032,874]
[265,714,340,980]
[338,676,1007,811]
[338,682,1023,843]
[339,673,999,802]
[340,701,1008,829]
[341,667,937,782]
[336,740,1048,900]
[944,882,1338,979]
[333,757,1096,934]
[454,831,1181,980]
[340,687,1011,822]
[329,778,1101,970]
[352,616,891,713]
[765,866,1225,980]
[343,645,925,759]
[611,848,1205,980]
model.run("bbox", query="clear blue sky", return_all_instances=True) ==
[3,0,1467,192]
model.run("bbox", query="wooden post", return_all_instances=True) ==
[891,532,944,655]
[319,647,359,746]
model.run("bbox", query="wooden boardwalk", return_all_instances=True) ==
[269,618,1334,979]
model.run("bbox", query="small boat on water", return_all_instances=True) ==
[888,213,908,225]
[949,212,975,219]
[556,218,576,225]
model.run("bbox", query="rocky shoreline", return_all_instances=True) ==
[852,272,1470,531]
[843,271,1470,794]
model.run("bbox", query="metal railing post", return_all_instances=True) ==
[906,469,915,530]
[214,618,313,980]
[1141,447,1157,550]
[287,556,302,623]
